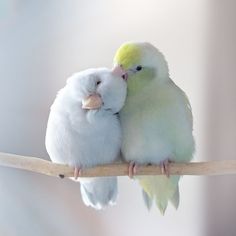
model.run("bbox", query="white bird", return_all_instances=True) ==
[45,68,127,209]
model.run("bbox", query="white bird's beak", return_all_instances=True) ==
[82,94,103,110]
[112,65,128,81]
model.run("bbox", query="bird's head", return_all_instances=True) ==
[113,42,169,93]
[67,68,127,114]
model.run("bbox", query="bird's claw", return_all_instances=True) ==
[128,161,138,179]
[74,166,82,180]
[160,159,172,178]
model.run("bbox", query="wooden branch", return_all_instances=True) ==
[0,152,236,178]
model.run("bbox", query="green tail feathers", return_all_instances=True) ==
[142,190,153,210]
[138,175,180,214]
[170,185,180,209]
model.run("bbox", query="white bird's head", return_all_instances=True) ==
[67,68,127,114]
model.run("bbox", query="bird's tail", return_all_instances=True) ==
[138,175,180,214]
[80,177,118,210]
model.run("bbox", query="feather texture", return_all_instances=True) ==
[115,42,195,213]
[45,68,127,209]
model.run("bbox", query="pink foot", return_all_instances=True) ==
[74,166,82,180]
[160,159,172,177]
[128,161,138,179]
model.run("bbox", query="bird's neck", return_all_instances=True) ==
[86,109,115,124]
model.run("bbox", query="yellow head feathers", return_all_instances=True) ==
[113,41,170,83]
[114,43,141,70]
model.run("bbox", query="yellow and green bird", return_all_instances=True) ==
[113,42,195,214]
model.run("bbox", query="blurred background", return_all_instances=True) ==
[0,0,235,235]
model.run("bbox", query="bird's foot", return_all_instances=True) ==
[160,159,172,178]
[74,166,82,180]
[128,161,138,179]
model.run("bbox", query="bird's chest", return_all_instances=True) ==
[120,94,173,163]
[68,112,121,167]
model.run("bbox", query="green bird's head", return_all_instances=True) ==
[112,42,169,94]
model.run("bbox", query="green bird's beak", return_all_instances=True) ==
[112,65,128,81]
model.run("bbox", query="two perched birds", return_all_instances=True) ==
[45,42,195,214]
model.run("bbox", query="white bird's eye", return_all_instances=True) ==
[136,65,143,71]
[96,80,101,86]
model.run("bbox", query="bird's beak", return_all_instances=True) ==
[82,94,103,110]
[112,65,128,81]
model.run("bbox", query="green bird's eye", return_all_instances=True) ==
[136,65,142,71]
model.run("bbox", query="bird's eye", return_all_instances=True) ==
[136,65,142,71]
[96,81,101,86]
